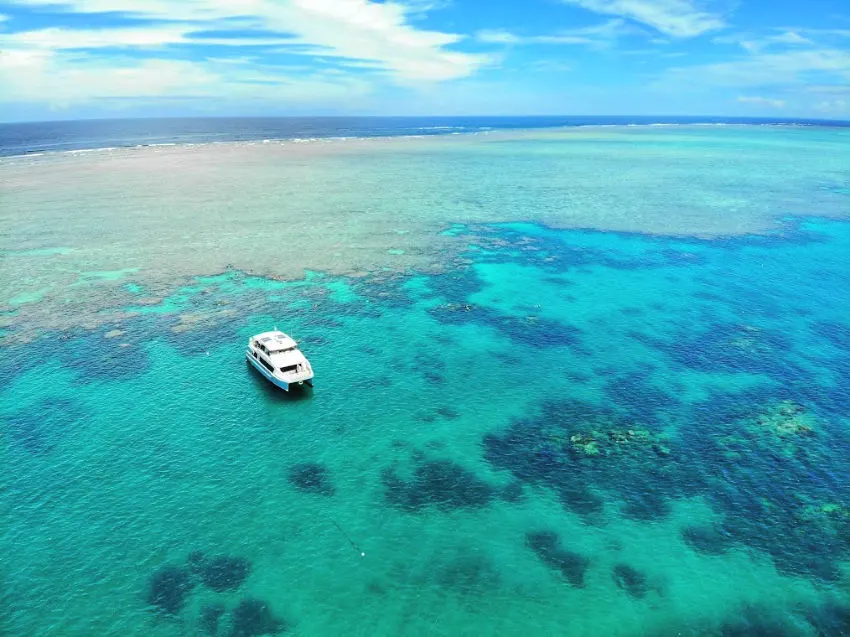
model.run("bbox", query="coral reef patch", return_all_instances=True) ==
[2,398,88,455]
[525,530,589,588]
[197,555,252,593]
[145,565,195,616]
[486,392,850,581]
[383,458,496,512]
[611,563,650,599]
[229,598,286,637]
[287,463,335,496]
[199,602,226,636]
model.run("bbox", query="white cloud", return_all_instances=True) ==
[2,0,491,81]
[815,99,848,114]
[559,0,725,37]
[476,19,634,48]
[737,96,785,108]
[770,30,811,46]
[6,26,194,49]
[528,59,574,73]
[476,30,523,45]
[805,84,850,96]
[0,0,495,113]
[0,47,373,108]
[716,29,817,53]
[660,49,850,88]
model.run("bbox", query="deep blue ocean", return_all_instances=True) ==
[1,115,848,156]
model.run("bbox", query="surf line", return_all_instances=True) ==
[331,519,366,558]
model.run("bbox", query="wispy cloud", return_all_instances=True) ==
[558,0,725,37]
[654,30,850,116]
[660,48,850,88]
[737,95,785,108]
[476,19,635,48]
[770,30,812,46]
[815,99,848,114]
[2,0,491,81]
[0,47,373,108]
[806,84,850,96]
[716,26,850,59]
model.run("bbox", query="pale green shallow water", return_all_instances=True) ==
[1,126,850,636]
[1,125,848,341]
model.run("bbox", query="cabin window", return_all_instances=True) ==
[280,364,299,374]
[260,358,274,373]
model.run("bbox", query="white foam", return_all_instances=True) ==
[64,147,118,154]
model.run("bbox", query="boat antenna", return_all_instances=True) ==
[331,518,366,558]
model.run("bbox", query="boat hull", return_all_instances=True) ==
[246,353,313,391]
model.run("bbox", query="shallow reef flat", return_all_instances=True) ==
[1,124,849,340]
[2,206,850,635]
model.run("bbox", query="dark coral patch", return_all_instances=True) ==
[499,480,525,503]
[612,564,649,599]
[57,329,151,382]
[436,406,460,420]
[681,525,734,555]
[484,399,677,521]
[720,605,802,637]
[436,553,501,594]
[0,341,40,388]
[557,485,605,516]
[676,391,850,581]
[199,602,226,636]
[805,601,850,637]
[602,370,679,426]
[620,490,671,522]
[526,531,589,588]
[423,267,486,305]
[145,565,195,616]
[229,598,286,637]
[423,371,444,384]
[199,555,252,593]
[383,459,495,512]
[814,321,850,352]
[3,398,87,455]
[287,463,335,496]
[187,550,207,573]
[428,303,584,350]
[650,321,803,380]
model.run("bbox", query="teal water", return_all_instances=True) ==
[3,219,850,635]
[2,127,850,636]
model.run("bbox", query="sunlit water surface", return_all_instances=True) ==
[1,124,850,636]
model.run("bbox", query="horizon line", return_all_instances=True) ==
[1,114,850,126]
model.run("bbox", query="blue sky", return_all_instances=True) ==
[0,0,848,121]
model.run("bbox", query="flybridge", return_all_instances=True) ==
[255,332,298,353]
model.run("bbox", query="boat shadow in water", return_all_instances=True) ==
[245,361,314,403]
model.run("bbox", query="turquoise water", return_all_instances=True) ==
[2,126,850,636]
[3,219,850,635]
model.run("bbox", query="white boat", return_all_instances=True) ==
[246,330,314,391]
